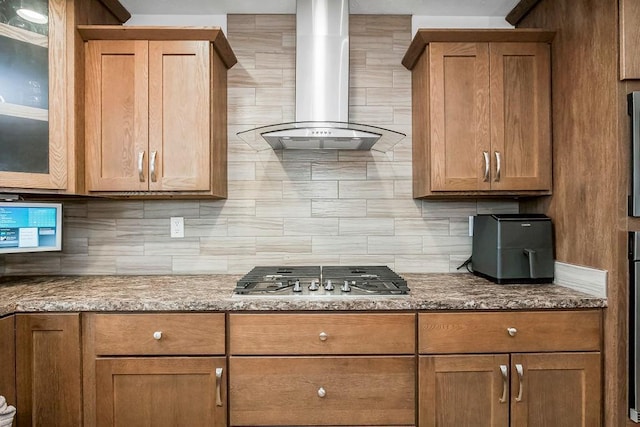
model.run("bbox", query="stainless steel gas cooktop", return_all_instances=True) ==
[233,266,409,296]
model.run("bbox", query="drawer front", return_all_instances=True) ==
[229,313,415,355]
[419,310,601,354]
[92,313,225,355]
[229,356,415,426]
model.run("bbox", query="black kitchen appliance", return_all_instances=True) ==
[234,265,409,296]
[471,214,554,284]
[629,92,640,216]
[630,232,640,422]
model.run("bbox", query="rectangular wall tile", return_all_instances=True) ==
[200,237,256,256]
[422,201,478,218]
[61,255,117,275]
[256,200,311,217]
[200,200,256,217]
[144,240,200,256]
[283,182,338,199]
[312,162,367,181]
[339,181,395,199]
[143,201,200,219]
[367,199,422,217]
[172,256,228,274]
[88,239,143,257]
[117,256,173,275]
[368,236,423,255]
[366,162,412,180]
[311,200,367,217]
[185,218,228,237]
[87,201,143,219]
[284,218,339,236]
[394,255,451,273]
[257,237,312,254]
[340,218,394,236]
[423,236,472,255]
[313,236,367,254]
[227,181,283,200]
[255,162,311,181]
[228,162,256,181]
[395,218,450,236]
[228,218,283,236]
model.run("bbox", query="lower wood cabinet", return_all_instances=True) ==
[418,311,603,427]
[229,356,416,426]
[95,357,226,427]
[83,313,227,427]
[228,313,417,426]
[16,313,82,427]
[419,352,601,426]
[0,316,16,413]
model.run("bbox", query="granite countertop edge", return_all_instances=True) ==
[0,273,607,316]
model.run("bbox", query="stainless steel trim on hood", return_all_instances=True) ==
[237,0,405,151]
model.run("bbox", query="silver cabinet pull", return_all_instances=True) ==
[515,363,524,402]
[494,151,501,182]
[150,151,157,182]
[317,387,326,398]
[483,151,490,182]
[215,367,223,407]
[138,151,145,182]
[153,331,162,340]
[507,327,517,337]
[319,332,328,341]
[499,364,508,403]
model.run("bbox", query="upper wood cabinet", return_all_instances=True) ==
[621,0,640,79]
[0,0,126,194]
[0,315,16,412]
[403,29,555,198]
[78,26,237,198]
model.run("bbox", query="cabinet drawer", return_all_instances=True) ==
[419,310,601,353]
[229,356,415,426]
[91,313,225,355]
[229,313,415,355]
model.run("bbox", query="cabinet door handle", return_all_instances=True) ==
[483,151,490,182]
[319,332,328,341]
[153,331,162,340]
[150,151,157,182]
[215,367,223,407]
[494,151,501,182]
[515,363,524,402]
[317,387,326,398]
[507,327,517,337]
[138,151,145,182]
[499,364,508,403]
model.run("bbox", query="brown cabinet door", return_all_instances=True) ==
[419,354,509,427]
[230,356,415,426]
[0,316,15,410]
[489,42,551,191]
[429,42,491,192]
[510,352,601,427]
[16,313,81,427]
[85,39,149,191]
[0,0,70,191]
[148,41,211,192]
[95,357,226,427]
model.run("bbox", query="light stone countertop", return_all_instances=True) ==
[0,273,606,316]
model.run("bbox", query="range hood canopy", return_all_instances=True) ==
[237,0,405,152]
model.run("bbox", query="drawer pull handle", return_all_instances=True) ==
[153,331,162,340]
[317,387,326,398]
[483,151,490,182]
[507,327,517,337]
[150,151,157,182]
[215,367,223,407]
[515,363,524,402]
[499,364,508,403]
[319,332,328,341]
[138,151,145,182]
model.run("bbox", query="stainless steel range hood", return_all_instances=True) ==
[237,0,405,152]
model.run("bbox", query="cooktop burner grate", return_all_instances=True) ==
[234,265,409,296]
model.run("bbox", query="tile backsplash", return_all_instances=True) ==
[0,14,518,276]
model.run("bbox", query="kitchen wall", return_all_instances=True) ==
[0,14,518,276]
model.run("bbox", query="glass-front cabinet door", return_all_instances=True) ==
[0,0,69,190]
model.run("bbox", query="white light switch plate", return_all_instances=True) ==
[170,217,184,238]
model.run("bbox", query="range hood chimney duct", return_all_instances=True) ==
[237,0,405,151]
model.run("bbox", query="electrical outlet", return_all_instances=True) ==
[170,217,184,238]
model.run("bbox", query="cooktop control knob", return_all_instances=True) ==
[324,279,334,291]
[309,280,320,291]
[293,279,302,292]
[341,280,351,292]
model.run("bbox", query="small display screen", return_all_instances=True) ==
[0,202,62,254]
